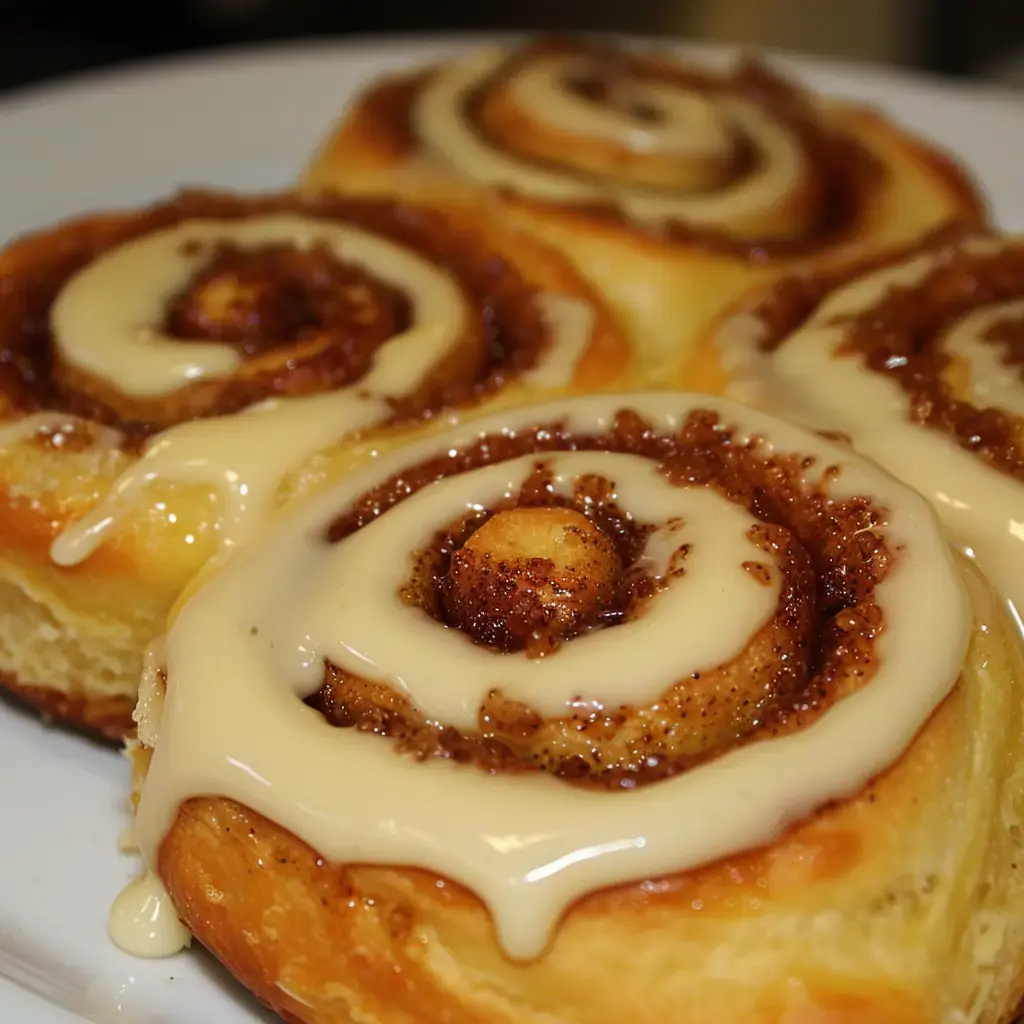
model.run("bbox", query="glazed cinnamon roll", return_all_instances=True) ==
[302,36,986,379]
[688,230,1024,626]
[120,392,1024,1024]
[0,190,630,738]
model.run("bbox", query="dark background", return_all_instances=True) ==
[2,0,1024,94]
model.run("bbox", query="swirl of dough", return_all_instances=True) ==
[701,233,1024,622]
[0,190,627,566]
[49,217,468,415]
[131,391,969,962]
[413,42,823,238]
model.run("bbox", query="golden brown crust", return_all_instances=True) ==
[160,796,933,1024]
[1,670,133,740]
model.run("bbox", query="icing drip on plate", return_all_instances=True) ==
[108,871,191,959]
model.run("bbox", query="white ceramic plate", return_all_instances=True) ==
[2,34,1024,1024]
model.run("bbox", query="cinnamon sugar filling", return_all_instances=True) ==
[308,409,891,788]
[361,37,982,255]
[755,238,1024,480]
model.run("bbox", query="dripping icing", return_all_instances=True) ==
[108,871,191,958]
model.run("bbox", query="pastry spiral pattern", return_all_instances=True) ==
[405,41,837,237]
[695,232,1024,623]
[303,37,985,376]
[0,190,628,736]
[120,391,1014,1024]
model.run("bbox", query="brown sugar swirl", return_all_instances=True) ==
[748,235,1024,479]
[303,36,985,378]
[307,405,892,789]
[0,189,577,443]
[461,38,869,250]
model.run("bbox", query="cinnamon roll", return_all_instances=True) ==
[120,392,1024,1024]
[302,36,986,379]
[0,190,629,738]
[688,230,1024,627]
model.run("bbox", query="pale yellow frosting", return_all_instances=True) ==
[507,53,735,161]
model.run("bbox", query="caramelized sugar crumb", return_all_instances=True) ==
[165,241,411,358]
[401,466,655,657]
[310,409,892,788]
[441,505,625,654]
[983,310,1024,371]
[754,231,1023,480]
[742,560,773,585]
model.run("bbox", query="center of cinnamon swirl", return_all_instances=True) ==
[564,69,667,126]
[165,241,411,359]
[474,48,745,193]
[442,507,624,653]
[398,463,657,656]
[405,37,903,251]
[309,410,893,789]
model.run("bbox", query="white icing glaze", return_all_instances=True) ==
[525,294,594,388]
[717,236,1024,624]
[108,871,191,958]
[944,299,1024,417]
[294,452,778,728]
[49,389,390,565]
[41,213,597,565]
[132,392,969,961]
[413,47,806,230]
[509,53,734,160]
[52,216,467,399]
